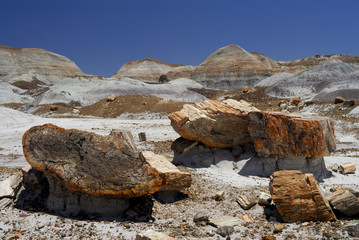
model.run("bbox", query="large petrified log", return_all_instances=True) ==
[22,124,163,199]
[270,170,336,222]
[168,99,259,148]
[249,112,336,158]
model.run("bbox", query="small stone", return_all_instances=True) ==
[214,190,225,201]
[209,215,242,228]
[262,235,276,240]
[297,101,305,109]
[343,224,359,237]
[243,86,250,93]
[342,100,355,108]
[216,226,234,237]
[334,97,346,104]
[135,230,174,240]
[0,173,23,199]
[258,192,272,206]
[138,132,147,142]
[331,163,339,172]
[291,96,301,105]
[273,223,284,233]
[72,109,80,114]
[287,105,298,113]
[193,212,209,224]
[339,163,356,174]
[236,195,256,210]
[107,94,116,102]
[238,214,253,223]
[0,198,12,209]
[49,105,58,111]
[279,102,287,111]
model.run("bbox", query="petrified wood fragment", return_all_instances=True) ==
[140,151,192,191]
[249,112,336,158]
[270,170,336,222]
[22,124,162,198]
[168,99,259,148]
[326,190,359,216]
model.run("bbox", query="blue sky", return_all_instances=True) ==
[1,0,359,77]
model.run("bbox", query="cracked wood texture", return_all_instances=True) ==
[168,99,259,148]
[270,170,336,222]
[249,111,336,158]
[22,124,162,198]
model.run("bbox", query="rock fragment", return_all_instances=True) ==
[169,99,259,148]
[214,190,225,201]
[107,94,116,102]
[135,230,174,240]
[326,190,359,216]
[236,195,256,210]
[193,212,209,224]
[171,137,198,154]
[22,124,162,198]
[258,192,272,206]
[270,170,336,222]
[343,224,359,238]
[339,163,356,174]
[140,151,192,191]
[216,226,234,238]
[238,214,253,223]
[138,132,147,142]
[208,215,242,228]
[334,96,345,104]
[0,173,23,199]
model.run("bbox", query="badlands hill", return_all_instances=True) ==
[0,45,85,83]
[189,45,281,89]
[112,58,182,82]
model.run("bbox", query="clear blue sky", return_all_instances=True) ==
[1,0,359,77]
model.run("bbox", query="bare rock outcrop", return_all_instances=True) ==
[270,170,336,222]
[22,124,163,199]
[112,58,182,82]
[169,99,259,148]
[248,111,336,158]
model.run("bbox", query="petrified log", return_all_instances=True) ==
[249,112,336,158]
[22,124,162,199]
[270,170,336,222]
[339,163,356,174]
[168,99,259,148]
[140,151,192,191]
[326,190,359,216]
